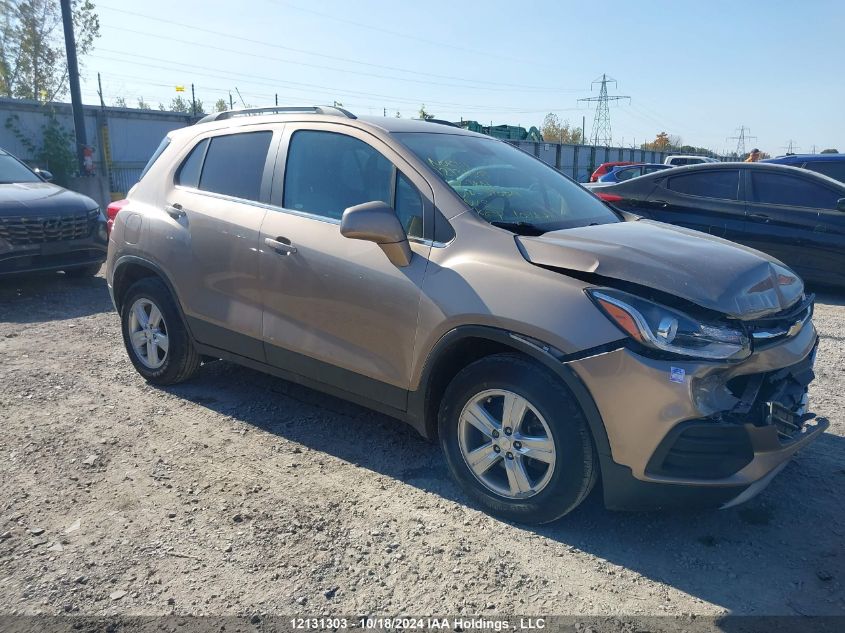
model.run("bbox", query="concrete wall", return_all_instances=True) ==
[0,98,192,196]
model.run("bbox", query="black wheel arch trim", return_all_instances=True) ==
[408,325,614,464]
[111,255,193,338]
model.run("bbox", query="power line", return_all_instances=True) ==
[96,4,580,94]
[727,126,757,157]
[578,74,630,147]
[782,139,800,154]
[89,50,582,115]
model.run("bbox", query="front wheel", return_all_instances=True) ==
[438,353,598,524]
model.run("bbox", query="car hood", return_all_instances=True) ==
[0,182,97,216]
[516,219,804,320]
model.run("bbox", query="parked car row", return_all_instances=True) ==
[586,162,845,288]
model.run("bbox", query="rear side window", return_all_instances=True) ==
[668,170,739,200]
[176,139,208,188]
[804,162,845,183]
[198,131,272,201]
[750,172,840,209]
[283,130,393,220]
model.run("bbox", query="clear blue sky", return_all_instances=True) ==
[79,0,844,155]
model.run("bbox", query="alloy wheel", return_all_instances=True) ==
[127,297,169,370]
[457,389,556,499]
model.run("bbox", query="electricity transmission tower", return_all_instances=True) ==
[727,126,756,157]
[578,74,630,147]
[782,139,800,154]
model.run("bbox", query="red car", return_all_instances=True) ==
[590,161,637,182]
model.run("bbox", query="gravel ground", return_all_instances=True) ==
[0,269,843,618]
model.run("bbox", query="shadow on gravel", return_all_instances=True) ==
[165,359,845,617]
[0,271,112,323]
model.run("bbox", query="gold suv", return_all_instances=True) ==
[106,106,825,523]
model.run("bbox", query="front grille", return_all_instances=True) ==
[746,294,814,346]
[0,208,99,245]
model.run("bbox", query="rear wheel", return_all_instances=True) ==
[439,353,597,524]
[120,277,200,385]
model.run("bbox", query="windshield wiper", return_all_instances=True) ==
[489,221,547,236]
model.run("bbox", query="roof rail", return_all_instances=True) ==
[196,105,356,124]
[425,118,459,128]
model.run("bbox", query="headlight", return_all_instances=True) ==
[587,288,750,360]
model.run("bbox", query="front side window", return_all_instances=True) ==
[668,170,739,200]
[0,153,41,184]
[396,132,618,235]
[198,131,272,201]
[284,130,393,221]
[395,173,423,237]
[750,172,841,209]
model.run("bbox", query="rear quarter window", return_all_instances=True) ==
[139,136,171,179]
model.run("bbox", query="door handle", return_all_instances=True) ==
[165,203,186,219]
[264,236,297,255]
[748,213,770,222]
[651,200,669,208]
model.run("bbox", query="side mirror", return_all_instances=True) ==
[838,198,845,212]
[34,168,53,182]
[340,201,412,267]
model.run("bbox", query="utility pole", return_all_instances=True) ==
[578,74,630,147]
[229,92,234,109]
[727,126,756,158]
[781,140,800,155]
[59,0,88,175]
[191,83,196,116]
[96,72,105,109]
[275,93,279,106]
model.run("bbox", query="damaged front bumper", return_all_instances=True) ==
[569,315,827,510]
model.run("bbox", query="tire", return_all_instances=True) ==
[64,263,102,278]
[438,353,598,524]
[120,277,201,385]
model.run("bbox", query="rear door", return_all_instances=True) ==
[258,123,433,409]
[745,169,845,283]
[165,126,278,360]
[642,169,745,238]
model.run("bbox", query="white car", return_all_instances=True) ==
[664,155,720,166]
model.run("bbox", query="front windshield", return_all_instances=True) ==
[0,153,41,184]
[396,132,618,234]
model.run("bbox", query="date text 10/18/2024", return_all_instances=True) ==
[291,618,547,631]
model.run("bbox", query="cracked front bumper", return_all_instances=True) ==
[569,317,825,510]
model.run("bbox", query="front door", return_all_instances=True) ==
[258,124,432,410]
[164,128,278,360]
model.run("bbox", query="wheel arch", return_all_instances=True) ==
[409,325,612,463]
[112,256,189,329]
